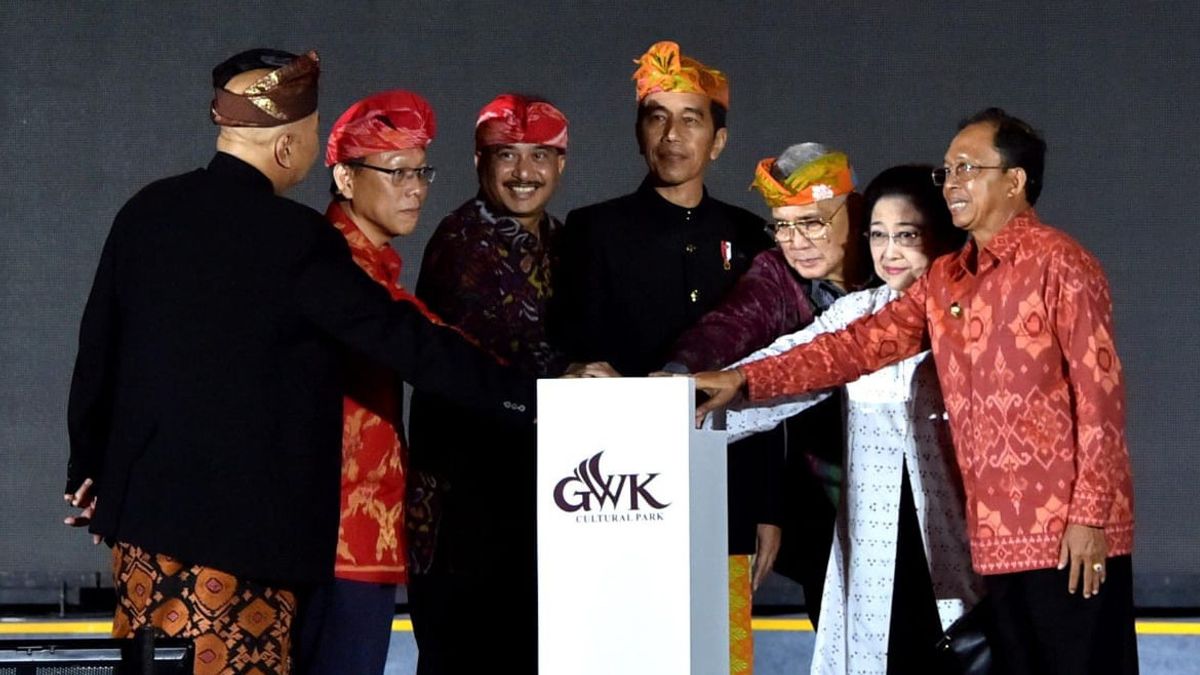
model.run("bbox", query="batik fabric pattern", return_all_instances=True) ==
[728,555,754,674]
[740,210,1134,574]
[112,541,296,675]
[722,286,983,674]
[326,200,443,584]
[406,197,564,573]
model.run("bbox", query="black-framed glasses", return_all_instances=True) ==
[865,229,923,249]
[768,199,846,243]
[932,163,1005,186]
[347,162,437,185]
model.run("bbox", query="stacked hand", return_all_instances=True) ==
[693,369,747,427]
[562,361,621,378]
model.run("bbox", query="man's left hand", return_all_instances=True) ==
[1058,523,1108,598]
[63,478,101,545]
[751,523,782,593]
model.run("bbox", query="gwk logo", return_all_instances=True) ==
[553,451,670,513]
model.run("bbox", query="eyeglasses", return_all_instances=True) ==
[347,162,437,185]
[931,163,1005,186]
[768,199,846,243]
[865,230,923,248]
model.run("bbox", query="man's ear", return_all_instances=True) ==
[332,163,354,199]
[1006,166,1028,199]
[275,132,296,169]
[709,127,728,161]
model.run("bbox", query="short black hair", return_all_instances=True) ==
[959,107,1046,205]
[862,165,966,255]
[710,101,727,131]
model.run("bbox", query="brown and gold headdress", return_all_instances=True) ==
[210,49,320,127]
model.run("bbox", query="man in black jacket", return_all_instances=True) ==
[550,40,779,672]
[63,49,532,674]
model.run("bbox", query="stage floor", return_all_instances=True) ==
[2,614,1198,673]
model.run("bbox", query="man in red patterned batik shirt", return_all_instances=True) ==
[695,108,1137,675]
[294,90,443,675]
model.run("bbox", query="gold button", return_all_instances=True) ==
[689,290,699,302]
[685,244,697,253]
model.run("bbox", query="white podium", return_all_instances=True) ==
[537,377,729,675]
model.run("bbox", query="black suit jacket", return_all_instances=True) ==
[550,179,782,553]
[67,153,533,585]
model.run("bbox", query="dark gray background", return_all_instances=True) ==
[2,1,1197,607]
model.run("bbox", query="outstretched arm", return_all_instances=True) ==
[696,279,931,424]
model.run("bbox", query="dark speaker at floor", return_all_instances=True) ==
[0,629,192,674]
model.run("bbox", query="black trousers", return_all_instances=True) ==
[886,465,950,674]
[984,555,1138,675]
[409,570,538,675]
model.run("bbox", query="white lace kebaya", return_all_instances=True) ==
[717,285,984,675]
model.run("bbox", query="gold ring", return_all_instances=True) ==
[1092,563,1104,573]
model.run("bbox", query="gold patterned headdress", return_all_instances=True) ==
[211,49,320,128]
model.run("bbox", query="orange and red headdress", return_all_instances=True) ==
[631,41,729,109]
[751,144,856,208]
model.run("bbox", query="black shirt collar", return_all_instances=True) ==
[635,176,712,228]
[208,152,276,194]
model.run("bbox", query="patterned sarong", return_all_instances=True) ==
[112,542,296,675]
[729,554,754,673]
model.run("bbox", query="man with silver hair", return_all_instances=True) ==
[666,140,875,632]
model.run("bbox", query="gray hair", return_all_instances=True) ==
[772,142,836,182]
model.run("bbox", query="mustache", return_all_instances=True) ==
[654,146,688,157]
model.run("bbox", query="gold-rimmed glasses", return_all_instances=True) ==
[768,199,846,243]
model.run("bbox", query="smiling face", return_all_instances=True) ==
[636,91,726,190]
[771,196,852,287]
[868,196,934,292]
[477,143,565,231]
[334,147,430,244]
[942,122,1026,242]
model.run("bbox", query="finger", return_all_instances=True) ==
[751,552,769,592]
[1057,536,1070,570]
[695,389,732,419]
[71,478,94,507]
[1082,560,1096,598]
[1067,553,1081,594]
[92,534,102,545]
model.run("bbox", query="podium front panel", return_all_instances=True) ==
[537,378,728,675]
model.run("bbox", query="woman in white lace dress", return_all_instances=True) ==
[720,165,982,674]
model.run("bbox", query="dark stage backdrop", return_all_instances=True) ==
[2,1,1197,608]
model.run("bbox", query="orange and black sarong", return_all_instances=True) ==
[112,542,296,675]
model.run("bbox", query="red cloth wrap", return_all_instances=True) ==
[474,94,568,151]
[325,90,436,166]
